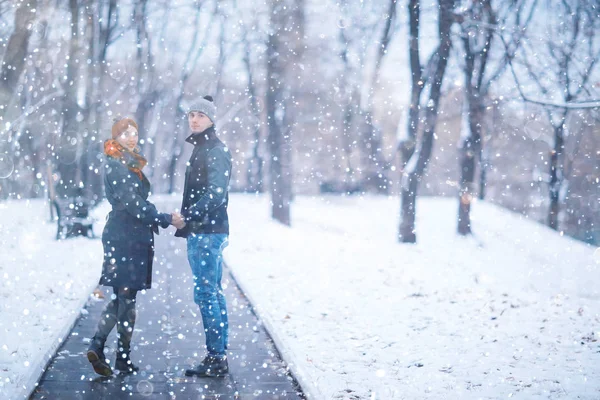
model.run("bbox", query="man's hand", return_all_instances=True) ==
[171,212,186,229]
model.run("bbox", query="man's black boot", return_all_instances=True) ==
[86,337,112,377]
[185,355,229,377]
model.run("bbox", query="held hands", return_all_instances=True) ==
[171,212,186,229]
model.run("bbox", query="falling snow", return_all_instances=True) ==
[0,0,599,399]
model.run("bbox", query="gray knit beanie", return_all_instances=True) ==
[185,95,216,122]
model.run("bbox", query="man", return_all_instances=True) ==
[172,95,232,377]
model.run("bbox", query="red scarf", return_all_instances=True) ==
[104,139,147,180]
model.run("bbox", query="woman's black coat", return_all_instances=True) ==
[100,156,171,290]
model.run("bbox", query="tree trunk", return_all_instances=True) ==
[479,103,497,200]
[402,94,421,167]
[241,18,263,192]
[213,15,227,100]
[548,123,565,230]
[80,0,105,203]
[266,0,303,225]
[457,94,483,235]
[457,21,484,235]
[398,0,422,168]
[479,149,488,200]
[266,32,291,225]
[57,0,82,199]
[146,100,164,176]
[360,0,396,193]
[342,101,354,186]
[166,1,209,194]
[362,112,389,193]
[134,0,154,154]
[457,0,495,235]
[166,131,183,197]
[399,0,455,243]
[337,29,356,190]
[135,93,157,151]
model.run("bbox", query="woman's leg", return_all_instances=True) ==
[92,287,119,347]
[87,287,119,376]
[115,287,139,372]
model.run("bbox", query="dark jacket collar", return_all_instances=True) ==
[185,126,216,146]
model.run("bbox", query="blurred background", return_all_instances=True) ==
[0,0,598,244]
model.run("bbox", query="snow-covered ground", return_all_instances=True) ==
[225,194,600,400]
[0,199,109,400]
[1,194,599,400]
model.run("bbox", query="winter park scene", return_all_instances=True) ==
[0,0,599,399]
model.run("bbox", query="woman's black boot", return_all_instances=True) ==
[87,337,112,376]
[115,351,140,374]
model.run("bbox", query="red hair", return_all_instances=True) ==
[111,117,138,139]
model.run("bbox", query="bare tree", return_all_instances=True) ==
[361,0,398,194]
[266,0,304,225]
[507,0,600,231]
[133,0,159,153]
[55,0,83,198]
[79,0,119,201]
[336,15,358,189]
[0,0,37,125]
[212,6,228,101]
[54,0,120,200]
[234,0,265,192]
[167,1,216,194]
[336,0,397,193]
[398,0,456,243]
[397,0,426,169]
[456,0,536,235]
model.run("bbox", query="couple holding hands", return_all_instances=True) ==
[86,95,232,378]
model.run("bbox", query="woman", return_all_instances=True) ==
[87,117,174,376]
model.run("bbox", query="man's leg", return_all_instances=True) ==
[187,234,226,356]
[186,234,229,377]
[216,236,229,350]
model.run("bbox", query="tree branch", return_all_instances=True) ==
[500,33,600,110]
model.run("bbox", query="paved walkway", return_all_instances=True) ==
[30,227,304,399]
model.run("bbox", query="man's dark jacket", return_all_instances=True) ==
[175,126,232,238]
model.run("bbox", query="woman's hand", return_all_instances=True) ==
[171,212,186,229]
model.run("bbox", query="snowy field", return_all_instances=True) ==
[0,199,108,400]
[1,194,599,400]
[225,194,600,400]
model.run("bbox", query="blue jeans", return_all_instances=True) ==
[186,233,229,356]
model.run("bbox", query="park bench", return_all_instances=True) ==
[52,195,95,240]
